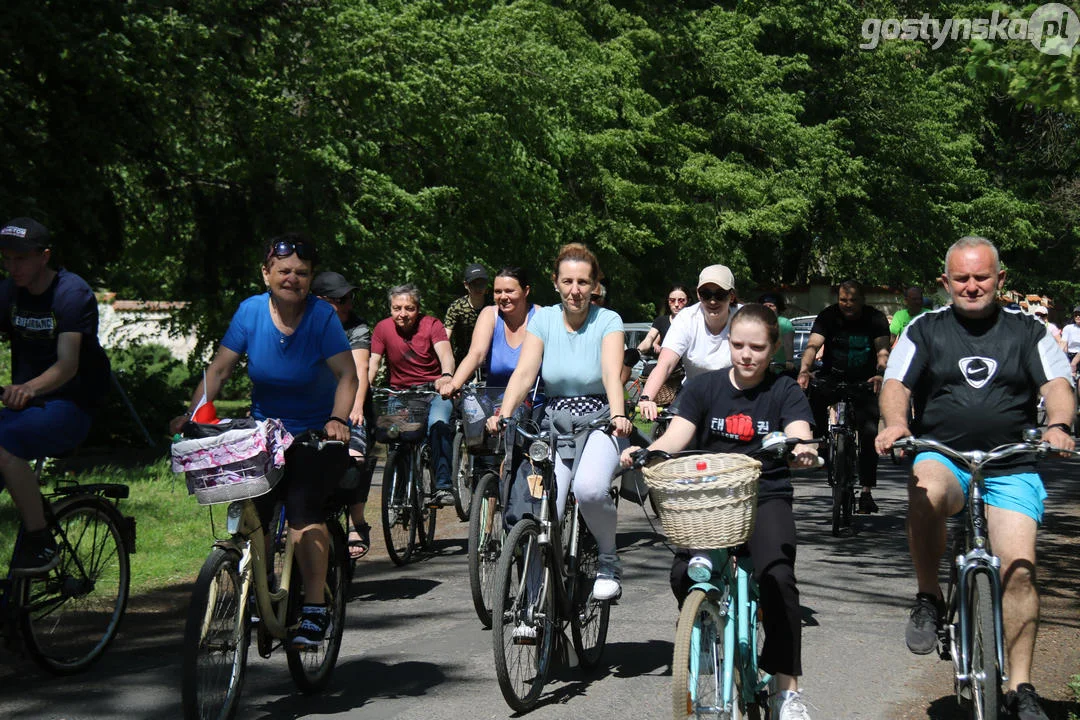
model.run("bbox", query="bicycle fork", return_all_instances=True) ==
[953,554,1007,688]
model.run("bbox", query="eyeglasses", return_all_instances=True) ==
[668,297,687,305]
[698,287,729,303]
[266,240,316,262]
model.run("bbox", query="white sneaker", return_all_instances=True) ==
[774,690,811,720]
[592,554,622,601]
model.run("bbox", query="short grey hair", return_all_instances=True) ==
[387,283,421,307]
[945,236,1000,275]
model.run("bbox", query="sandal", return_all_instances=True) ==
[348,523,371,560]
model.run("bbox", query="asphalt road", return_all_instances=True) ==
[2,458,1079,719]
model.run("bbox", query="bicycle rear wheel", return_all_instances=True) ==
[381,450,415,565]
[569,517,610,670]
[468,470,503,627]
[492,519,555,713]
[286,517,347,692]
[969,571,1000,720]
[417,443,438,550]
[451,427,473,522]
[20,495,131,674]
[181,546,248,720]
[672,589,724,720]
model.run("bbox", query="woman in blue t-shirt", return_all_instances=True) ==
[171,233,358,650]
[487,243,632,602]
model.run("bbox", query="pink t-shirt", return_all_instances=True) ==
[371,315,449,388]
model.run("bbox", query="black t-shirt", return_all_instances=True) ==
[810,304,890,380]
[650,314,672,346]
[0,270,111,409]
[886,306,1070,468]
[675,369,813,499]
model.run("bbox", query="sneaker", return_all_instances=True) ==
[10,530,60,578]
[291,605,330,650]
[857,490,879,514]
[432,489,454,507]
[593,554,622,601]
[905,592,943,655]
[774,690,812,720]
[511,622,537,643]
[1004,683,1050,720]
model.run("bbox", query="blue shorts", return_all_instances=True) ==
[0,400,93,489]
[914,452,1047,524]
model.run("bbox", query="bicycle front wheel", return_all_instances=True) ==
[451,428,473,522]
[569,519,610,670]
[673,588,725,720]
[381,450,415,565]
[19,495,131,674]
[492,519,555,713]
[286,517,347,693]
[969,571,1000,720]
[468,470,503,628]
[829,431,848,537]
[181,547,249,720]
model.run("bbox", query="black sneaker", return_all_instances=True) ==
[291,605,330,650]
[905,592,943,654]
[1004,683,1050,720]
[857,491,879,514]
[11,530,60,578]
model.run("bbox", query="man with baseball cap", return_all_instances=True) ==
[443,262,489,365]
[0,217,111,576]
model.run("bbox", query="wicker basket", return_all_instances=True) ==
[641,453,762,548]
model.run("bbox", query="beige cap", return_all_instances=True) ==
[1033,305,1048,315]
[697,264,735,291]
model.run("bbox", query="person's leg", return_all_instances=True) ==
[426,395,454,495]
[0,449,46,530]
[988,505,1039,690]
[574,430,625,600]
[857,391,880,490]
[748,497,802,687]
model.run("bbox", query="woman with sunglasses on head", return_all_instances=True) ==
[369,283,458,506]
[170,233,358,649]
[637,284,691,357]
[637,265,740,421]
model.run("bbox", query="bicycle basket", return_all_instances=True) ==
[373,393,432,443]
[171,418,293,505]
[641,453,762,548]
[461,386,506,454]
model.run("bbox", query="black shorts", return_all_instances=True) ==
[256,437,349,528]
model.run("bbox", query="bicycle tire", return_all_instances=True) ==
[451,427,473,522]
[417,443,438,550]
[381,450,415,566]
[830,430,847,537]
[969,571,1000,720]
[19,494,131,674]
[492,519,555,712]
[672,588,725,720]
[569,518,610,670]
[286,516,347,693]
[467,470,503,627]
[181,546,248,720]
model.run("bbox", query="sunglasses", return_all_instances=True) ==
[668,297,687,305]
[698,287,729,303]
[266,239,316,262]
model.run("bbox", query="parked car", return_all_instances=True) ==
[623,322,653,379]
[790,315,816,364]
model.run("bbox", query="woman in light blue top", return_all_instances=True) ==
[488,243,632,601]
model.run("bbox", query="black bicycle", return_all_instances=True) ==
[812,376,874,536]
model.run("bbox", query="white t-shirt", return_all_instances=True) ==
[660,302,740,380]
[1062,323,1080,354]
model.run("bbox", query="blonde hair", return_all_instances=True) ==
[553,242,600,282]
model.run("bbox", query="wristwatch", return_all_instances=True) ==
[639,395,651,402]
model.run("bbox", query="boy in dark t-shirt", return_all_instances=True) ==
[0,217,111,576]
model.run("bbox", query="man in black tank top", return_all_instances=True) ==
[876,236,1074,720]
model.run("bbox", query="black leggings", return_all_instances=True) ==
[670,495,802,677]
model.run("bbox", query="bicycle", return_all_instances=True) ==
[811,375,874,537]
[452,383,508,523]
[0,458,135,674]
[491,415,615,712]
[891,432,1079,720]
[372,386,440,565]
[631,434,817,720]
[178,429,349,720]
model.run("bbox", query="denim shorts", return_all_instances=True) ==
[914,451,1047,523]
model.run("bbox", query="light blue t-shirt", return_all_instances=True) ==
[528,304,623,397]
[221,293,350,435]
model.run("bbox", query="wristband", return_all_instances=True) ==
[440,372,453,378]
[328,416,350,428]
[1045,422,1071,434]
[610,414,629,422]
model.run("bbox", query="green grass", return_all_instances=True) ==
[1069,674,1080,720]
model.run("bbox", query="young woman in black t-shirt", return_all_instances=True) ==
[621,304,818,718]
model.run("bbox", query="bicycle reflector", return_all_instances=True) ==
[528,441,549,463]
[227,502,244,534]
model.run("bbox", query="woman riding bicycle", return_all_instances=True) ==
[369,283,457,506]
[621,304,818,720]
[636,283,690,357]
[486,243,632,600]
[638,265,740,421]
[170,233,357,649]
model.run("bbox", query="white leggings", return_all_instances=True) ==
[553,429,628,557]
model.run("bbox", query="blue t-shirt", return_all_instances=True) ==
[221,293,350,435]
[528,305,622,397]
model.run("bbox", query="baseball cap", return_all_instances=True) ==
[311,271,357,299]
[463,263,489,283]
[0,217,50,251]
[697,264,735,291]
[1033,305,1048,315]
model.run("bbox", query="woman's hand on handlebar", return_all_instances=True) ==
[619,445,644,468]
[485,414,502,435]
[610,415,633,438]
[323,418,350,443]
[789,443,820,469]
[438,380,459,400]
[637,399,659,421]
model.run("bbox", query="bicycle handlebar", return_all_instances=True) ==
[892,434,1080,472]
[625,434,824,472]
[291,429,345,452]
[499,415,614,444]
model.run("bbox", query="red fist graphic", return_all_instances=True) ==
[725,413,755,442]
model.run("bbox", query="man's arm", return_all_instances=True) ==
[1,332,82,410]
[1040,377,1076,450]
[797,332,825,389]
[875,379,913,453]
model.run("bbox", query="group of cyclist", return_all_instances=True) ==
[2,218,1071,720]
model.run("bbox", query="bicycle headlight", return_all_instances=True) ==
[226,501,244,534]
[528,440,550,463]
[387,424,401,440]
